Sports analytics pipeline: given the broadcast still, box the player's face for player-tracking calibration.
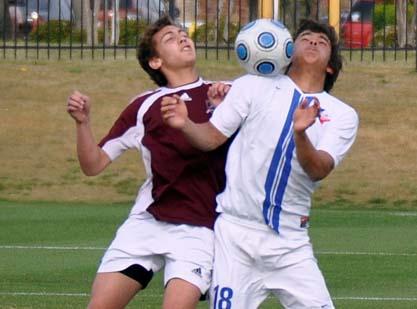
[152,25,196,69]
[293,30,332,70]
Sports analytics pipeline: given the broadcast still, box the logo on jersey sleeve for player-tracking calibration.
[180,92,192,102]
[305,96,331,124]
[191,267,202,278]
[318,107,331,124]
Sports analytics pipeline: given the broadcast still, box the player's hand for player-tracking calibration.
[161,94,188,129]
[207,82,231,107]
[293,97,320,133]
[67,90,91,124]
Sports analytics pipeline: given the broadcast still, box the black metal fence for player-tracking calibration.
[1,0,416,69]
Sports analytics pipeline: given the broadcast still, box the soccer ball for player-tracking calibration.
[235,19,293,76]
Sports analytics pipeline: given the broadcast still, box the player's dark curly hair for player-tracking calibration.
[137,15,176,87]
[294,19,343,92]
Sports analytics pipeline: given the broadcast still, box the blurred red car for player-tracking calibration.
[342,0,375,48]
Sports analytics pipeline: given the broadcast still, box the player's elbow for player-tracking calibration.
[304,166,331,182]
[305,152,334,181]
[79,159,107,176]
[78,150,110,176]
[80,166,101,176]
[309,171,328,182]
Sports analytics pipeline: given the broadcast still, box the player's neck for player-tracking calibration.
[165,67,199,89]
[287,65,325,93]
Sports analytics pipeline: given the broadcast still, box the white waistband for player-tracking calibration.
[219,213,273,232]
[218,211,310,234]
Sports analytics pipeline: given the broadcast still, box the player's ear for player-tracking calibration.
[149,56,162,70]
[326,65,334,75]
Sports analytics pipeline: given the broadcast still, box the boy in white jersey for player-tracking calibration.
[161,19,359,308]
[66,16,230,309]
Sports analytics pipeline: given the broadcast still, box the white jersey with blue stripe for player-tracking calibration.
[210,74,358,239]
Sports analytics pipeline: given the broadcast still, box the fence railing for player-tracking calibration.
[1,0,416,69]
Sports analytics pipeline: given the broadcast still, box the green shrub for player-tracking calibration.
[192,20,239,44]
[98,20,149,46]
[29,20,86,43]
[119,20,148,45]
[222,21,240,44]
[373,3,414,47]
[29,19,149,45]
[374,25,396,47]
[374,4,395,32]
[193,22,217,43]
[374,3,415,32]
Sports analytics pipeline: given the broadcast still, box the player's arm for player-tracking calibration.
[182,119,227,151]
[293,98,334,181]
[294,131,334,181]
[67,91,111,176]
[161,95,228,151]
[75,122,111,176]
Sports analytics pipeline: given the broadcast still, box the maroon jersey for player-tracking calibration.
[98,78,229,229]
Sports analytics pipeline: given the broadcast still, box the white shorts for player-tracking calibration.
[98,212,214,294]
[209,214,334,309]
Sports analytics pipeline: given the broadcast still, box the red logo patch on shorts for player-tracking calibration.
[300,216,310,228]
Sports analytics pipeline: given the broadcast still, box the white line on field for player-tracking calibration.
[0,245,105,250]
[386,211,417,217]
[333,296,417,301]
[1,245,416,257]
[0,292,89,297]
[1,292,417,302]
[316,251,417,257]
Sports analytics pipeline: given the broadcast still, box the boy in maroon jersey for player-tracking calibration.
[66,15,230,309]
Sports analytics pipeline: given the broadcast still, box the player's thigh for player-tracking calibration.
[209,217,269,309]
[163,278,201,309]
[269,258,334,309]
[97,215,165,283]
[163,224,214,295]
[88,272,142,309]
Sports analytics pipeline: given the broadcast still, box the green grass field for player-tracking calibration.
[1,200,417,308]
[1,54,417,308]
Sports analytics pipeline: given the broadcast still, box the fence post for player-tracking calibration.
[274,0,280,20]
[168,0,176,19]
[259,0,273,18]
[329,0,340,37]
[415,0,417,71]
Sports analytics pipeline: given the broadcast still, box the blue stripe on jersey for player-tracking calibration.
[262,89,302,233]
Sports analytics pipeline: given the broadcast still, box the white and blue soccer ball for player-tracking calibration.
[235,19,294,76]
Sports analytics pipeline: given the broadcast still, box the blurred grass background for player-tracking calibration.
[0,56,416,209]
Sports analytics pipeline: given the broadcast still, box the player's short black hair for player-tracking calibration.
[294,19,342,92]
[137,15,176,87]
